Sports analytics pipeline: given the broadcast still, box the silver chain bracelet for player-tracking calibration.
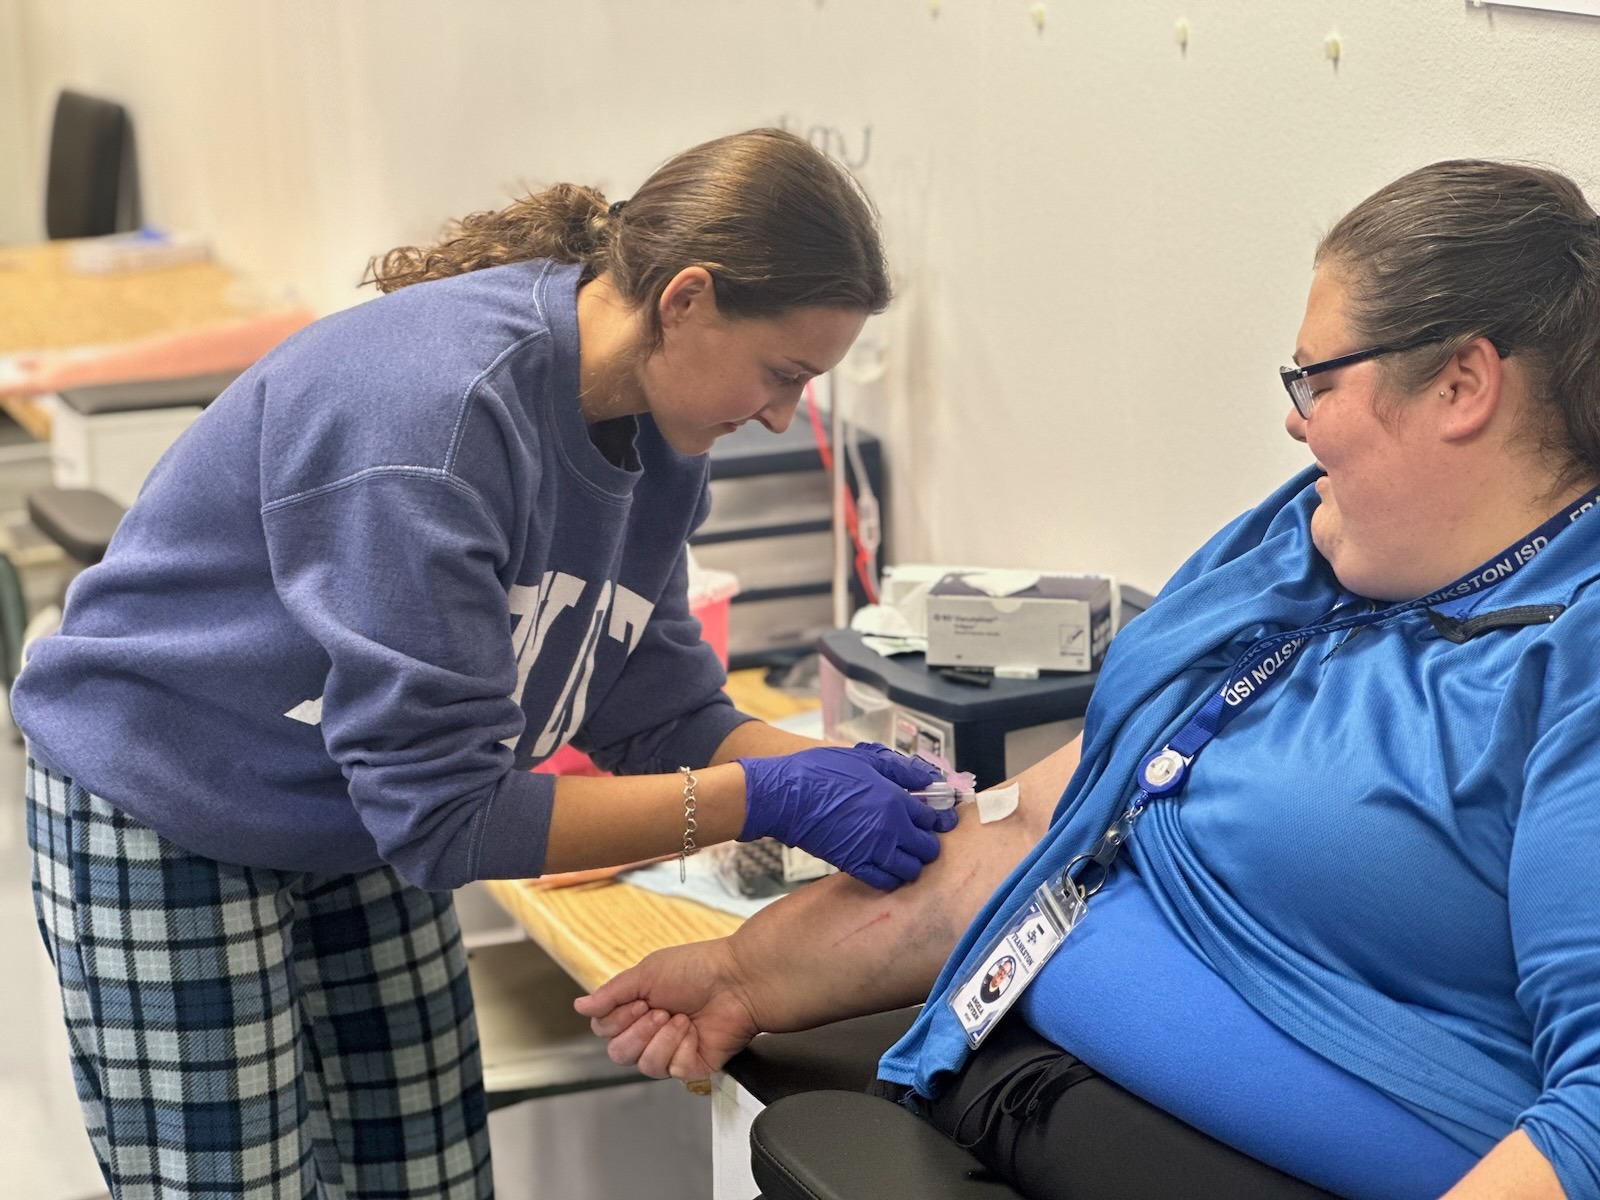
[678,766,699,883]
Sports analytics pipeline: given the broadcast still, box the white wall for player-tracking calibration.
[9,0,1600,593]
[0,0,37,241]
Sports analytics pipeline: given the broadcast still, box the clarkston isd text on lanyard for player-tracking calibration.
[950,487,1600,1049]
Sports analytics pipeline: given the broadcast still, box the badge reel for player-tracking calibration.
[948,748,1187,1050]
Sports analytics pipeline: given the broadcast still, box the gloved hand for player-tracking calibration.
[737,743,959,891]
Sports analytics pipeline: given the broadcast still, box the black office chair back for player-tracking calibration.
[45,89,141,239]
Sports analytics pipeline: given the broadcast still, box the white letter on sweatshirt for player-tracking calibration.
[607,584,653,656]
[503,572,585,748]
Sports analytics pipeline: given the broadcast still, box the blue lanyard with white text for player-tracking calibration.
[1059,487,1600,903]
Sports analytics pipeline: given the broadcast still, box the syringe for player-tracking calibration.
[908,781,976,810]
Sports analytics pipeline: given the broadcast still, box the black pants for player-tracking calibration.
[918,1018,1343,1200]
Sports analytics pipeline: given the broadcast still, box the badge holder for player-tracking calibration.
[948,873,1086,1049]
[947,770,1171,1050]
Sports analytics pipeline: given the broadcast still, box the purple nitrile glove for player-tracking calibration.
[737,742,959,891]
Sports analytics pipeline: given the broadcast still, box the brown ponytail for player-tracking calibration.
[364,128,890,337]
[364,183,613,293]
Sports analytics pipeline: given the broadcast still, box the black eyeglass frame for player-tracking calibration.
[1278,339,1447,420]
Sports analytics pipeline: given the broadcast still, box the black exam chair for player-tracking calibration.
[45,88,141,239]
[751,1091,1022,1200]
[726,1008,1026,1200]
[26,486,125,569]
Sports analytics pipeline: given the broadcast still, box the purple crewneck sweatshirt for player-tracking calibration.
[13,259,750,889]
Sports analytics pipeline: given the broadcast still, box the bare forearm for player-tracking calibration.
[542,719,825,873]
[1440,1130,1563,1200]
[726,737,1081,1033]
[728,855,968,1028]
[543,764,747,873]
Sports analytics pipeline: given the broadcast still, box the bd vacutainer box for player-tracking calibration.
[925,572,1114,673]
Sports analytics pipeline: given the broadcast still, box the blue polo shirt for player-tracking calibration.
[883,469,1600,1200]
[1021,863,1476,1199]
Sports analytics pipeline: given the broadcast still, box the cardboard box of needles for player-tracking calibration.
[925,571,1113,673]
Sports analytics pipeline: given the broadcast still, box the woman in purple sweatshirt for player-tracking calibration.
[15,127,953,1198]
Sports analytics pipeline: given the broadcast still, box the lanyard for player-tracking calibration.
[1060,487,1600,902]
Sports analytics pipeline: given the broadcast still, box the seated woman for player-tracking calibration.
[577,160,1600,1200]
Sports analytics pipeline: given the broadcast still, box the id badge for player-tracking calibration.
[948,878,1086,1049]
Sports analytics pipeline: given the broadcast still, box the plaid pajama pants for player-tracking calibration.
[26,759,495,1199]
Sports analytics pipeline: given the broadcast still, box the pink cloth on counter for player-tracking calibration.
[6,309,315,395]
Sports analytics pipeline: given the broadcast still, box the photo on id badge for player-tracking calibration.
[980,955,1017,1003]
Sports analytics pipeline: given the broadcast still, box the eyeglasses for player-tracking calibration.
[1278,339,1441,420]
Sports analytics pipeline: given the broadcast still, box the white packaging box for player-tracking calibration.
[925,572,1114,673]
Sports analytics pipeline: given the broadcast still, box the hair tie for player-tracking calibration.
[608,199,628,218]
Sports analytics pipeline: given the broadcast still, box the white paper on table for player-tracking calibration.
[852,603,917,638]
[851,601,927,656]
[620,855,779,919]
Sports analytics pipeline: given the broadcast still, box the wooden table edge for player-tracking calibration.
[483,875,744,995]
